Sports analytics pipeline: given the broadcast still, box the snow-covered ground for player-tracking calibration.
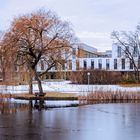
[0,80,140,95]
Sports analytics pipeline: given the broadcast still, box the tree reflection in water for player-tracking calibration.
[0,99,31,114]
[0,99,80,115]
[0,99,47,114]
[34,99,45,111]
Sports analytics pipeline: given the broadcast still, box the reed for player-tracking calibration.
[79,90,140,102]
[0,94,12,98]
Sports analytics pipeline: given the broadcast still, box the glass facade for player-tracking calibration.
[117,46,122,57]
[138,58,140,69]
[83,60,87,69]
[91,60,94,69]
[98,59,102,69]
[106,59,110,70]
[130,60,133,69]
[133,46,138,57]
[114,59,117,69]
[122,59,125,69]
[41,60,44,70]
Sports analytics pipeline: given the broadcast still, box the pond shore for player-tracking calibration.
[0,92,78,100]
[1,81,140,102]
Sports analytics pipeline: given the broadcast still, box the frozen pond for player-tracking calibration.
[0,100,140,140]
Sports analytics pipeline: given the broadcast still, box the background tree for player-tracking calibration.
[112,24,140,81]
[0,32,17,82]
[1,10,76,95]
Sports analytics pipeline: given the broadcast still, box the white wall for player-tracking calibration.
[37,43,140,73]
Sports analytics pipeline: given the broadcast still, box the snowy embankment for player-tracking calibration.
[0,80,140,95]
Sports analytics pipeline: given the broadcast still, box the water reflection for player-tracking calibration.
[0,99,30,114]
[0,99,79,114]
[34,99,45,111]
[0,100,140,140]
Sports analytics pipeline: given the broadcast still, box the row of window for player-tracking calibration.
[83,59,110,70]
[117,46,138,58]
[83,59,140,70]
[40,58,140,71]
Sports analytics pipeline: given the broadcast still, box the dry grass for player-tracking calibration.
[0,81,19,85]
[0,92,78,100]
[45,92,77,98]
[119,83,140,87]
[79,90,140,102]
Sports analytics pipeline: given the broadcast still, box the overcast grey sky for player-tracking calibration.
[0,0,140,51]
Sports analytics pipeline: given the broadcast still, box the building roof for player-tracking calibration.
[78,43,97,53]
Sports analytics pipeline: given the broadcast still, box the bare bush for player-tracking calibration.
[69,69,122,84]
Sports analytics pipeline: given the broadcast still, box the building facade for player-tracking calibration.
[1,42,138,82]
[40,43,139,75]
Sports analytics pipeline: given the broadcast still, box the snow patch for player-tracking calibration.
[0,81,140,95]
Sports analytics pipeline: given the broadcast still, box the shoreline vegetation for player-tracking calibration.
[1,90,140,103]
[119,83,140,87]
[1,82,140,102]
[79,90,140,102]
[0,92,78,100]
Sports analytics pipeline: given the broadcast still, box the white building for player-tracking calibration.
[37,42,140,79]
[73,43,140,72]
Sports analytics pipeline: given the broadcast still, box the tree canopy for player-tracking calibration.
[112,23,140,81]
[1,10,77,95]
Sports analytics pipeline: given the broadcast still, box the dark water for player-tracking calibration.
[0,100,140,140]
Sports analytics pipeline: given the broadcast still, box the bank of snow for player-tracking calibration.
[0,81,140,95]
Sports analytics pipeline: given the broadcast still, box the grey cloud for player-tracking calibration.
[0,0,140,51]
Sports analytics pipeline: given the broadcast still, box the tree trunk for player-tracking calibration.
[29,78,33,94]
[34,71,44,96]
[28,68,33,94]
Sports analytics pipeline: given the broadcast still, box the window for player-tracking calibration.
[83,60,87,69]
[133,46,138,57]
[125,46,129,58]
[122,59,125,69]
[72,48,76,59]
[69,60,72,70]
[91,60,94,69]
[76,60,79,70]
[130,60,133,69]
[41,60,44,70]
[98,59,102,69]
[138,58,140,69]
[114,59,117,69]
[117,46,122,57]
[106,59,110,70]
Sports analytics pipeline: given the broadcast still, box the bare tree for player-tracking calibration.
[0,31,17,82]
[112,24,140,81]
[1,10,77,95]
